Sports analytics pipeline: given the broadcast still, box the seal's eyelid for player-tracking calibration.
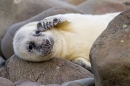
[33,28,42,35]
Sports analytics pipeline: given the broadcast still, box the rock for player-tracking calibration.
[90,9,130,86]
[15,80,40,86]
[0,77,15,86]
[0,0,75,58]
[15,81,41,86]
[62,78,95,86]
[0,54,93,84]
[44,84,61,86]
[62,0,87,5]
[18,82,40,86]
[110,0,130,9]
[15,78,94,86]
[77,0,126,14]
[14,78,95,86]
[0,56,5,68]
[1,6,82,60]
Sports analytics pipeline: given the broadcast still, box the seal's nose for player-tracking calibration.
[45,38,54,46]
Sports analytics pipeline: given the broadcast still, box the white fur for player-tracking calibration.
[13,12,120,69]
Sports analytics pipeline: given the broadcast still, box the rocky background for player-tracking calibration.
[0,0,130,86]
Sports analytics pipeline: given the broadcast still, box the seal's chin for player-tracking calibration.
[40,38,54,56]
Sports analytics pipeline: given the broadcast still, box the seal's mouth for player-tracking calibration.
[40,38,54,56]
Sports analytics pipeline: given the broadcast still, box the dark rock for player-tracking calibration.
[0,77,15,86]
[0,55,93,84]
[77,0,126,14]
[1,6,82,59]
[90,9,130,86]
[0,56,5,68]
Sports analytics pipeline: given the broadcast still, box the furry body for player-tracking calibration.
[13,13,120,70]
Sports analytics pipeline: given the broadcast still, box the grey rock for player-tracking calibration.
[15,80,38,85]
[62,78,95,86]
[0,77,15,86]
[77,0,126,14]
[41,78,94,86]
[0,55,93,84]
[16,82,41,86]
[90,9,130,86]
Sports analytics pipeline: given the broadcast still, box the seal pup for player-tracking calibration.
[13,13,120,70]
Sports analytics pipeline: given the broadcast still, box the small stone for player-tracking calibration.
[120,40,125,42]
[0,77,15,86]
[123,24,127,28]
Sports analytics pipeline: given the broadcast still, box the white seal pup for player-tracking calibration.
[13,12,120,70]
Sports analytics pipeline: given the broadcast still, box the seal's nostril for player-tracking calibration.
[46,39,50,44]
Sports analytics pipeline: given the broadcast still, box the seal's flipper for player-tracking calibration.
[72,57,91,70]
[37,16,68,31]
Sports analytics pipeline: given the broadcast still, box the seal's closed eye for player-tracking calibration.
[33,30,41,36]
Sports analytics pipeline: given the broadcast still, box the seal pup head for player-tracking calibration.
[13,22,54,62]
